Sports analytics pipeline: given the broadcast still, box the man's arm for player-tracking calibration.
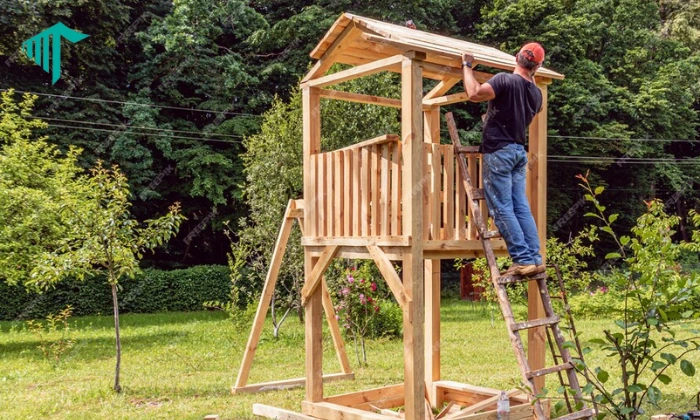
[461,52,495,103]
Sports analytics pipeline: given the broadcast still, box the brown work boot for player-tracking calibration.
[501,263,539,277]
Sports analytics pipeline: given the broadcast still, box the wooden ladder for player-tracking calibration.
[445,112,595,420]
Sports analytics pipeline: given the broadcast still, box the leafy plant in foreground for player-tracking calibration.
[25,305,75,368]
[567,173,700,420]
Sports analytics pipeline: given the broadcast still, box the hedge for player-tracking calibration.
[0,265,231,321]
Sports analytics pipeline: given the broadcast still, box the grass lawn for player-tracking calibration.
[1,299,699,419]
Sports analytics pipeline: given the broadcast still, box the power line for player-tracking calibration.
[1,88,262,118]
[40,123,243,144]
[549,160,699,165]
[549,135,700,143]
[32,116,244,139]
[549,155,699,162]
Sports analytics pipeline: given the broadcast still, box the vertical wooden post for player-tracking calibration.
[527,80,549,392]
[401,53,425,420]
[303,86,323,402]
[423,107,441,406]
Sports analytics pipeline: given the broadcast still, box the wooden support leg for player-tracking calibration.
[235,201,296,389]
[321,277,352,374]
[401,52,426,420]
[527,82,549,392]
[425,259,441,407]
[305,254,324,402]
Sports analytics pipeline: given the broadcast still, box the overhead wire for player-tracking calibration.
[32,116,244,139]
[0,88,262,117]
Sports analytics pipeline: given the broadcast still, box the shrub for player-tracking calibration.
[0,265,230,320]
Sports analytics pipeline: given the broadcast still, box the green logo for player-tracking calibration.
[22,22,89,84]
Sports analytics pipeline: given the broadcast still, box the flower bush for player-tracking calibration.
[335,262,384,365]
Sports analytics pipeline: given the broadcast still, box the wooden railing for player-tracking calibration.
[423,143,486,243]
[307,135,403,239]
[306,134,491,244]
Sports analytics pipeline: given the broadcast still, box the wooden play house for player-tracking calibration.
[241,12,568,420]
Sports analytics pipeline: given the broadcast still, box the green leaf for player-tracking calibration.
[650,361,665,371]
[605,252,621,260]
[595,186,604,195]
[608,213,618,223]
[620,235,630,245]
[647,317,658,326]
[596,368,609,383]
[680,360,695,376]
[657,374,672,385]
[620,407,635,415]
[661,353,677,365]
[627,384,644,393]
[647,386,661,405]
[589,338,606,345]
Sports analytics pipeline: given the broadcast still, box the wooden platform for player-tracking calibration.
[253,381,549,420]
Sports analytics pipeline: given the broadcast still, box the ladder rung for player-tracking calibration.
[482,230,501,239]
[511,316,560,332]
[456,145,480,154]
[527,362,573,378]
[498,271,547,284]
[470,188,485,200]
[555,408,596,420]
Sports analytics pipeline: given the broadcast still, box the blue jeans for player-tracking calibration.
[482,143,542,265]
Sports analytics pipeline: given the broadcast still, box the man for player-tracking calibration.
[460,42,546,277]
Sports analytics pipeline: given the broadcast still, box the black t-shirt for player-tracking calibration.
[481,73,542,154]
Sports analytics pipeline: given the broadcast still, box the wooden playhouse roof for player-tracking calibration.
[308,13,564,81]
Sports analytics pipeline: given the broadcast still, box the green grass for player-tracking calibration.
[0,300,698,419]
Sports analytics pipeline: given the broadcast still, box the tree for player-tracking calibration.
[0,90,84,286]
[29,163,184,392]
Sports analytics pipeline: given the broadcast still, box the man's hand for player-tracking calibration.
[462,52,474,65]
[461,51,495,102]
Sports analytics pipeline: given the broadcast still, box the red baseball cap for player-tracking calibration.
[519,42,545,64]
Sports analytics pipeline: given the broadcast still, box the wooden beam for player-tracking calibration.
[444,401,535,420]
[254,404,317,420]
[301,236,409,247]
[423,91,469,107]
[324,384,404,407]
[302,402,397,420]
[305,254,323,402]
[303,24,360,83]
[319,89,401,108]
[337,134,400,151]
[301,245,339,306]
[321,277,352,374]
[424,78,459,100]
[443,389,522,418]
[234,200,297,388]
[233,373,354,394]
[423,106,441,407]
[527,82,548,392]
[302,54,404,89]
[401,53,426,420]
[366,245,410,308]
[420,61,493,84]
[302,87,320,238]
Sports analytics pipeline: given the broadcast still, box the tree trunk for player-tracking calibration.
[111,282,122,393]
